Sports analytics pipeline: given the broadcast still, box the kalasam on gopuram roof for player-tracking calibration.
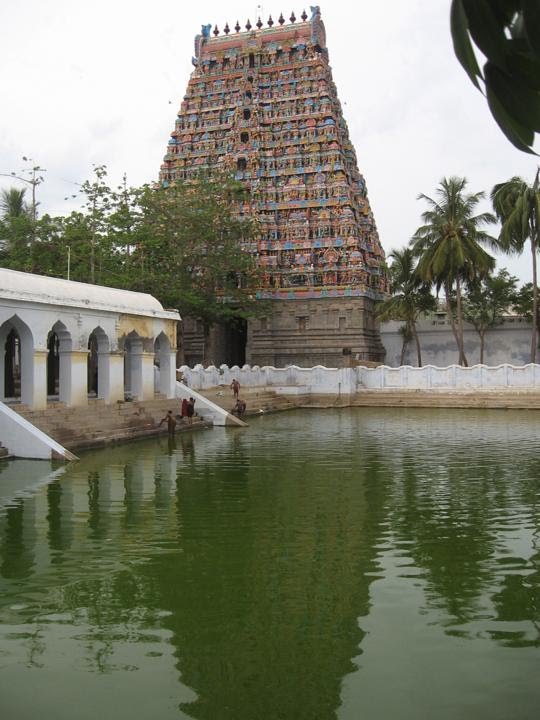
[160,8,388,367]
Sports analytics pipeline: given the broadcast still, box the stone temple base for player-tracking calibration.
[247,297,385,368]
[180,297,385,369]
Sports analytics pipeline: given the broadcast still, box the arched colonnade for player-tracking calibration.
[0,270,180,410]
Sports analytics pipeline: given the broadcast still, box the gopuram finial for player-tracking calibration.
[256,17,263,29]
[224,22,230,34]
[301,9,308,21]
[290,11,296,23]
[213,24,219,36]
[246,18,252,31]
[268,15,274,26]
[235,20,241,32]
[278,13,285,25]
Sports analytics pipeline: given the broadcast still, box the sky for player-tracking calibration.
[0,0,538,282]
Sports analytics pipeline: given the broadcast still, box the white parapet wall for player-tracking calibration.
[0,401,78,460]
[179,364,357,395]
[356,363,540,390]
[178,363,540,394]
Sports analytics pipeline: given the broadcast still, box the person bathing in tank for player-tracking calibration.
[232,398,246,417]
[159,410,177,435]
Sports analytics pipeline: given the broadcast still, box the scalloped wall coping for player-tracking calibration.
[177,363,540,394]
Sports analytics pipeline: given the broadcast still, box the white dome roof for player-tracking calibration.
[0,268,179,319]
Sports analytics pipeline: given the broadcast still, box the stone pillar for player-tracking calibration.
[101,351,125,404]
[158,350,177,398]
[22,349,48,410]
[58,350,88,407]
[130,351,155,401]
[141,352,155,400]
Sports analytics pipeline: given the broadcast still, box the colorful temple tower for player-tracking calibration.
[160,8,387,367]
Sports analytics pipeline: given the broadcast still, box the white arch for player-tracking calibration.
[47,320,76,403]
[88,326,111,400]
[0,315,35,405]
[87,326,110,353]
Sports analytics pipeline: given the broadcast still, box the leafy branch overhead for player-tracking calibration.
[451,0,540,154]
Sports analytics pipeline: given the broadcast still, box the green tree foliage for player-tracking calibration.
[128,175,263,336]
[451,0,540,154]
[463,269,519,363]
[491,170,540,361]
[0,186,34,270]
[512,281,539,321]
[376,247,436,366]
[1,169,263,344]
[411,176,497,366]
[74,165,117,285]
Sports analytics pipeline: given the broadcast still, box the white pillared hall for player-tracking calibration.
[0,268,180,410]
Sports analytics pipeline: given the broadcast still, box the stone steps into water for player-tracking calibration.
[201,386,540,412]
[12,396,207,451]
[334,390,540,409]
[198,387,305,415]
[9,387,539,455]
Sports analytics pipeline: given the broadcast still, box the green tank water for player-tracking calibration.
[0,407,539,719]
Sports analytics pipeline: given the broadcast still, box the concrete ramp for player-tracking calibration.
[0,401,78,461]
[175,383,247,427]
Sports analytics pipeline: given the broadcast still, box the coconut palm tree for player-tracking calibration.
[0,187,28,219]
[376,247,436,366]
[411,177,497,366]
[491,170,540,363]
[0,187,32,265]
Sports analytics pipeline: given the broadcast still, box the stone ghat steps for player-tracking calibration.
[200,387,540,412]
[13,397,205,451]
[197,387,305,415]
[345,390,540,409]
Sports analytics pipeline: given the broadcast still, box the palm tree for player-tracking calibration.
[0,187,28,219]
[491,170,539,363]
[411,177,496,366]
[376,247,436,366]
[0,187,32,265]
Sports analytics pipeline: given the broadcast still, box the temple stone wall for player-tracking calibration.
[180,296,384,369]
[180,317,247,368]
[247,297,384,367]
[381,316,533,367]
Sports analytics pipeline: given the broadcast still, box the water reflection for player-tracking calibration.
[0,408,539,719]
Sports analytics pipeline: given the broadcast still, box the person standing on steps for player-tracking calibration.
[186,397,196,424]
[180,397,189,421]
[159,410,177,435]
[230,378,240,400]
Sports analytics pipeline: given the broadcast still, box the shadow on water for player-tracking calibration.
[0,408,539,719]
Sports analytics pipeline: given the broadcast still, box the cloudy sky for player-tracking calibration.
[1,0,537,282]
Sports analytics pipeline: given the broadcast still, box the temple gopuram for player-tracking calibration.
[160,7,388,367]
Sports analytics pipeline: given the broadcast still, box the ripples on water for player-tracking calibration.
[0,408,539,720]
